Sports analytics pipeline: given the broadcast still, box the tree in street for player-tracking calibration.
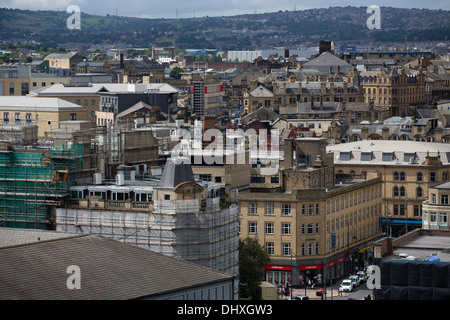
[239,238,270,300]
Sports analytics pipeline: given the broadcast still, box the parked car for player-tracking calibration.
[340,279,353,292]
[357,271,368,283]
[349,275,361,287]
[289,295,310,300]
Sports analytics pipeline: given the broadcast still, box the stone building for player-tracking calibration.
[327,140,450,236]
[239,138,383,286]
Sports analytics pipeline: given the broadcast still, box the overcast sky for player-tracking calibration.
[2,0,450,18]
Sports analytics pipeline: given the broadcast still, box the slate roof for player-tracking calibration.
[241,106,283,125]
[158,157,196,188]
[249,85,274,98]
[0,232,232,300]
[302,52,351,68]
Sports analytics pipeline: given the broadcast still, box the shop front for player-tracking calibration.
[264,265,292,286]
[299,264,322,287]
[299,256,347,287]
[325,256,346,282]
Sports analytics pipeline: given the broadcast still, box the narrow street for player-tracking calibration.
[279,281,375,300]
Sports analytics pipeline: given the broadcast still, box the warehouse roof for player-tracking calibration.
[0,232,232,300]
[0,96,84,112]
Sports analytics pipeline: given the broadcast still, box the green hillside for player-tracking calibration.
[1,6,449,49]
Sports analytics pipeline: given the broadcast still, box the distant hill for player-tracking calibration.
[0,6,449,49]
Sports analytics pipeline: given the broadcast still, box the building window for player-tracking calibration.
[400,186,406,197]
[430,172,436,182]
[417,187,423,198]
[441,195,449,205]
[440,213,447,227]
[265,223,274,234]
[315,223,320,234]
[9,83,14,95]
[265,203,274,215]
[26,113,32,125]
[361,152,372,161]
[308,243,313,255]
[431,194,436,204]
[394,172,399,181]
[430,212,437,225]
[393,186,399,197]
[281,223,291,235]
[199,174,211,182]
[404,153,415,162]
[70,113,77,121]
[413,205,422,217]
[251,174,265,183]
[21,83,29,96]
[3,112,9,125]
[248,203,257,215]
[307,223,314,234]
[382,152,394,161]
[417,172,423,182]
[316,243,320,255]
[266,242,274,255]
[248,222,257,234]
[282,243,291,256]
[400,172,405,181]
[340,152,351,161]
[15,113,20,125]
[281,204,291,216]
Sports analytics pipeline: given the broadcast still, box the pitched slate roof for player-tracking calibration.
[249,85,274,98]
[159,157,196,188]
[303,52,351,68]
[0,233,232,300]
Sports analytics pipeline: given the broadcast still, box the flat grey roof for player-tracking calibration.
[387,234,450,262]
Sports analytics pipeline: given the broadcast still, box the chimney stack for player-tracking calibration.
[284,138,294,169]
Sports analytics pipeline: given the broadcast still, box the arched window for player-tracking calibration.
[400,186,406,197]
[393,186,399,197]
[417,172,423,182]
[400,172,405,181]
[417,187,422,198]
[393,172,399,181]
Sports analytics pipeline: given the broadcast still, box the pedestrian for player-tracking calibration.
[338,286,343,297]
[308,279,311,289]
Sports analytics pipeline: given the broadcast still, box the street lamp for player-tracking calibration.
[290,249,296,300]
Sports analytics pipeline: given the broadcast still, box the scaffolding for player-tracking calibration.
[0,144,83,230]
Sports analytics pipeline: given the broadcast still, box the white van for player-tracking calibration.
[340,279,353,292]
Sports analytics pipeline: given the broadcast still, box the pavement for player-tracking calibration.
[277,282,351,300]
